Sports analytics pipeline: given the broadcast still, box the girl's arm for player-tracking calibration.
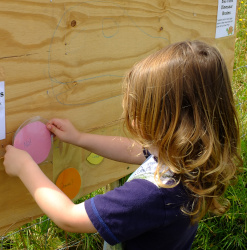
[47,118,145,165]
[3,145,96,233]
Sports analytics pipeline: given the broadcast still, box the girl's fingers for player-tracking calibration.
[47,123,60,136]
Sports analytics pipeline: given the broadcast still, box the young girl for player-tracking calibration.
[4,40,242,250]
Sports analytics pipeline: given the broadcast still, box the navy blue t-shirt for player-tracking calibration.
[85,156,198,249]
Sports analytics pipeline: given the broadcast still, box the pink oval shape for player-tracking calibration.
[14,121,52,164]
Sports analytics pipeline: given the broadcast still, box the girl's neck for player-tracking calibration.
[149,147,159,158]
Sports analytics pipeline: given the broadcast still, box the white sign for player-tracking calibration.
[215,0,238,39]
[0,81,5,140]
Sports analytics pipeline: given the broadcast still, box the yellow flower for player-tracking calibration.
[239,19,243,21]
[243,25,246,28]
[241,1,243,3]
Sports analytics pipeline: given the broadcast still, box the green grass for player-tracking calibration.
[233,1,247,139]
[1,1,247,249]
[191,169,247,249]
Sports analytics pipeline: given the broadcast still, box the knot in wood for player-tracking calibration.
[71,20,77,27]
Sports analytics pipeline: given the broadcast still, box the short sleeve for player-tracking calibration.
[84,179,166,245]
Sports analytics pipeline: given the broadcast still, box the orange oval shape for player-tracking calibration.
[56,168,81,200]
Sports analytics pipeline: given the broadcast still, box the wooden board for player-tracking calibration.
[0,0,238,235]
[0,162,53,235]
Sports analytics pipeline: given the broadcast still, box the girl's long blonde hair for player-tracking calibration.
[122,40,243,223]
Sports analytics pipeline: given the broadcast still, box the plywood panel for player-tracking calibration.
[0,162,53,235]
[0,0,238,235]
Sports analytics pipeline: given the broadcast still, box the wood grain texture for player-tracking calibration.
[0,162,53,235]
[0,0,238,235]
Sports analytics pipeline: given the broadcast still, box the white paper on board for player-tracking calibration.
[0,81,5,140]
[215,0,238,39]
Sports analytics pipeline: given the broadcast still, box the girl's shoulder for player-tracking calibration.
[127,154,190,206]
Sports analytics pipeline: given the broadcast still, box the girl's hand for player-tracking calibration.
[3,145,35,177]
[46,118,81,145]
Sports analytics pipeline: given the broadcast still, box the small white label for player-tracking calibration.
[215,0,237,39]
[0,81,6,140]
